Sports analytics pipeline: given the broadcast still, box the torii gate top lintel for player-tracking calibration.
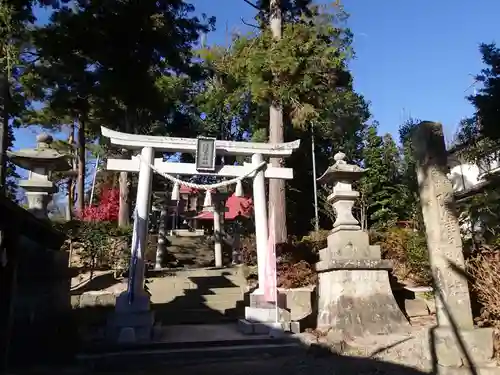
[101,126,300,156]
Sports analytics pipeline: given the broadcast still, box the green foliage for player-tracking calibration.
[359,124,404,229]
[372,228,431,286]
[20,1,215,138]
[240,230,323,288]
[397,117,423,228]
[465,43,500,142]
[197,6,369,235]
[250,0,314,28]
[456,185,500,246]
[53,220,132,271]
[0,1,30,199]
[200,7,353,130]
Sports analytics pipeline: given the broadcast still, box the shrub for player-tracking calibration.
[239,230,327,288]
[240,234,257,266]
[372,227,432,286]
[77,187,119,222]
[467,245,500,327]
[278,260,317,289]
[54,220,132,273]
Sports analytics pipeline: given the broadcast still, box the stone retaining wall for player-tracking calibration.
[9,236,72,367]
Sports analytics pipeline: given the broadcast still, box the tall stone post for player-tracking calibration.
[413,121,473,328]
[413,121,495,370]
[213,203,223,268]
[251,153,269,295]
[110,146,155,343]
[238,153,291,335]
[315,152,409,337]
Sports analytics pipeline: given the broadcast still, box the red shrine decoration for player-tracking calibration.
[194,193,253,220]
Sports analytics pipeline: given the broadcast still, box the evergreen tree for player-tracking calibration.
[359,124,403,229]
[197,5,368,236]
[20,0,214,220]
[466,43,500,142]
[398,117,422,227]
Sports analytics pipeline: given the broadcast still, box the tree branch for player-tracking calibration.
[240,17,260,30]
[242,0,260,11]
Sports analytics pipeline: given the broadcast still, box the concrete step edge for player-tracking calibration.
[79,336,297,355]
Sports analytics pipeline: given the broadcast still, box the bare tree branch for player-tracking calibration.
[242,0,260,11]
[240,17,260,29]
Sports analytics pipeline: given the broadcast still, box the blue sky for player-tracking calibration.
[14,0,500,152]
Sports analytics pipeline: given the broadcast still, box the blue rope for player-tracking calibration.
[127,207,140,305]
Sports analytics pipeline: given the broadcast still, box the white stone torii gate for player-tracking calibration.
[101,127,300,303]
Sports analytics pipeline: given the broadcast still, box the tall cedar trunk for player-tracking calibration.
[118,168,130,227]
[268,0,287,243]
[65,123,75,220]
[118,114,132,227]
[76,118,86,214]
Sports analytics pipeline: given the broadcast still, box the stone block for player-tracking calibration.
[249,293,287,309]
[431,327,494,368]
[117,327,136,344]
[71,295,81,308]
[268,322,286,338]
[324,230,380,260]
[405,298,430,317]
[237,319,254,334]
[245,306,291,322]
[289,321,301,334]
[317,270,409,336]
[96,293,116,306]
[79,293,100,308]
[426,299,437,315]
[108,310,155,328]
[106,310,155,342]
[237,319,291,335]
[316,258,392,273]
[280,288,314,321]
[437,366,500,375]
[115,290,150,313]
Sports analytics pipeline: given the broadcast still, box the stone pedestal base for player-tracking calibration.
[238,293,299,335]
[431,326,495,369]
[249,292,287,309]
[106,291,155,343]
[316,260,409,337]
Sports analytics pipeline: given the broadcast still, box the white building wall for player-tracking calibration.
[448,162,481,194]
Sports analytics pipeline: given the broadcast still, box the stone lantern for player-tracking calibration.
[7,133,72,219]
[317,151,366,232]
[315,151,409,337]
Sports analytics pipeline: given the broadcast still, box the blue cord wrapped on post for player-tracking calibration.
[127,207,140,305]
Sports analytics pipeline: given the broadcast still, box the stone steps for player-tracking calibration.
[77,337,302,371]
[147,267,248,325]
[154,296,244,308]
[154,308,242,325]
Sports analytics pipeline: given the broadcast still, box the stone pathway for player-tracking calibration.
[11,316,500,375]
[165,235,217,267]
[154,323,269,343]
[11,354,431,375]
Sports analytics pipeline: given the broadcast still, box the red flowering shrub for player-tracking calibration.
[78,187,119,222]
